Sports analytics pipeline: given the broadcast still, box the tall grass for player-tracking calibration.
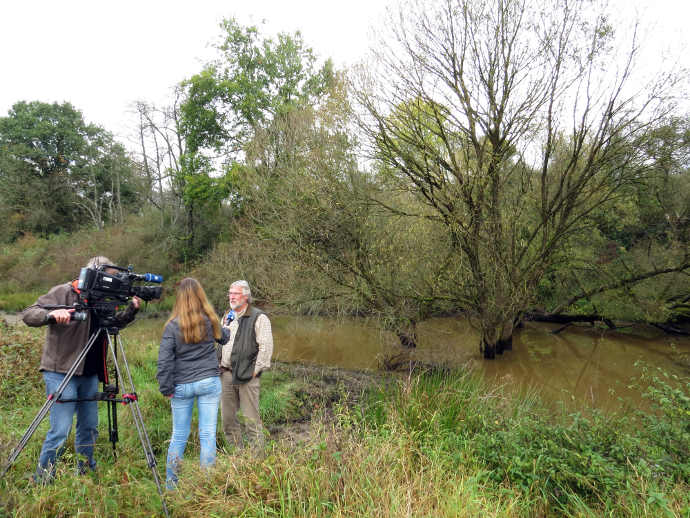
[0,319,687,517]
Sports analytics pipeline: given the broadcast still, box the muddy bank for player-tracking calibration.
[264,361,389,444]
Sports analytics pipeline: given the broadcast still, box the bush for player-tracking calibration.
[358,367,689,515]
[637,366,690,482]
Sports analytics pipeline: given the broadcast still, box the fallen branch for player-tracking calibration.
[650,322,690,336]
[552,262,690,314]
[525,310,690,336]
[525,311,616,329]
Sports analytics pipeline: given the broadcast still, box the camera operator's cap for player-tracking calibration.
[86,256,113,268]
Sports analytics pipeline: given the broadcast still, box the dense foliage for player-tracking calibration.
[0,101,141,241]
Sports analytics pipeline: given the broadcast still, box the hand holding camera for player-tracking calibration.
[47,308,74,324]
[41,264,162,327]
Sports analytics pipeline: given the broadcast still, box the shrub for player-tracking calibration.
[358,367,689,515]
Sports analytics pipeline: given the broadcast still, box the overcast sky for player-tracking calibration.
[0,0,688,149]
[0,0,388,142]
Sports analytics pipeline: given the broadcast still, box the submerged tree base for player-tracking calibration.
[481,335,513,359]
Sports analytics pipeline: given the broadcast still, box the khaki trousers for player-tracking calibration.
[220,370,264,450]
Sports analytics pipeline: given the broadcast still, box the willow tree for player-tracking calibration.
[234,76,448,348]
[354,0,685,357]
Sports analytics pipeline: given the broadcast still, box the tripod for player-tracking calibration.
[1,322,170,518]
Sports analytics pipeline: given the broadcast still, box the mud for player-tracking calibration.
[265,361,387,444]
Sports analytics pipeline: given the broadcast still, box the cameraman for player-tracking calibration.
[22,256,141,483]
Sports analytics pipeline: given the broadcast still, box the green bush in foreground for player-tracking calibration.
[357,369,689,517]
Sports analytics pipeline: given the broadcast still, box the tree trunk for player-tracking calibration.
[498,320,513,352]
[394,319,418,348]
[481,335,496,359]
[396,330,417,348]
[481,319,515,359]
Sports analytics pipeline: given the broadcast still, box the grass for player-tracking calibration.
[0,319,688,517]
[0,291,44,312]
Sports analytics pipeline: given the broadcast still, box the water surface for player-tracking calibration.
[272,314,690,411]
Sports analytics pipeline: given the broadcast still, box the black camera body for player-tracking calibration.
[76,264,164,324]
[40,264,164,327]
[78,264,163,303]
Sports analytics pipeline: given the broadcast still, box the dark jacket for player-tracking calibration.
[22,282,138,377]
[157,317,230,396]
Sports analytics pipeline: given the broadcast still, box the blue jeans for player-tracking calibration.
[166,376,221,488]
[36,371,99,481]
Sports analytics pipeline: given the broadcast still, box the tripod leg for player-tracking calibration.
[106,333,170,518]
[106,398,118,457]
[1,329,105,479]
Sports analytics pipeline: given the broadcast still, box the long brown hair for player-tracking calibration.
[166,278,221,343]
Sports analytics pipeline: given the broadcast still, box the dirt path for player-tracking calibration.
[0,311,21,324]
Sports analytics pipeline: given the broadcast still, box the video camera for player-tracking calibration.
[78,264,163,303]
[40,264,164,326]
[72,264,164,323]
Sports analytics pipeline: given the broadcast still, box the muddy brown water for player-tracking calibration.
[3,311,688,411]
[271,315,690,411]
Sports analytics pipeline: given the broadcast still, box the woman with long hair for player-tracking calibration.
[156,278,228,489]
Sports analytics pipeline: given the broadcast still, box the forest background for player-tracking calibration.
[0,0,689,359]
